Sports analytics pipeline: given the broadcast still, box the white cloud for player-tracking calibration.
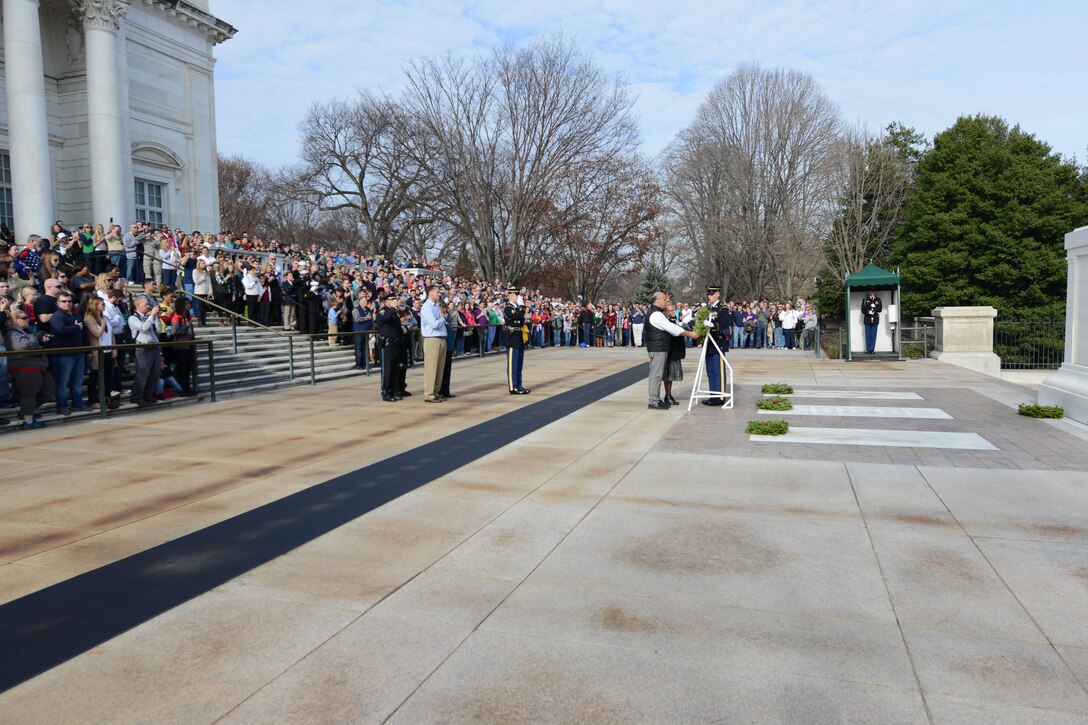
[210,0,1088,166]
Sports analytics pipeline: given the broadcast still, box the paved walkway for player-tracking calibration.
[1,348,1087,723]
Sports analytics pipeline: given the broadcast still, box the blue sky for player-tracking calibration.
[211,0,1087,167]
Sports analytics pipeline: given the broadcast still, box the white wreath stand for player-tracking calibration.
[687,335,734,412]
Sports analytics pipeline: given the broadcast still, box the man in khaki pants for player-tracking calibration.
[419,285,448,402]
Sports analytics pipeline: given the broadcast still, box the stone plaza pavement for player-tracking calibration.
[1,347,1087,723]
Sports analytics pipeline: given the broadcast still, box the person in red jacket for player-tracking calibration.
[605,305,617,347]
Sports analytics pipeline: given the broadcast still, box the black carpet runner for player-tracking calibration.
[0,363,645,693]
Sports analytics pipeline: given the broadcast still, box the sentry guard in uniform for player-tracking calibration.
[503,286,530,395]
[702,286,729,406]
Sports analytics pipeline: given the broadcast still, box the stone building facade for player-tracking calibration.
[0,0,235,241]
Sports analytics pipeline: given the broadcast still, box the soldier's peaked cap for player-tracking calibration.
[506,286,519,294]
[706,286,721,296]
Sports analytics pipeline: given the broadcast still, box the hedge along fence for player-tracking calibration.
[994,318,1064,370]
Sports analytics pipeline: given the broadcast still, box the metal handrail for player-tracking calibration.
[0,338,213,357]
[0,338,217,418]
[295,324,508,384]
[899,324,935,359]
[175,289,508,385]
[176,291,292,336]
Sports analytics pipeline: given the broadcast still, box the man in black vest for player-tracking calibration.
[645,291,698,409]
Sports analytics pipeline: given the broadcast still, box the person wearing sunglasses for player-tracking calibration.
[50,293,87,415]
[4,310,54,429]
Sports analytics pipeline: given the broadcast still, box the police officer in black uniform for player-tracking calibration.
[503,287,530,395]
[703,286,730,406]
[376,293,406,401]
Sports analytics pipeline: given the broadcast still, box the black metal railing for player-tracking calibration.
[900,320,935,359]
[0,338,218,419]
[994,318,1065,370]
[178,291,508,384]
[815,322,845,359]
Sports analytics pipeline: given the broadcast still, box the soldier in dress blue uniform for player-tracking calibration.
[503,287,530,395]
[703,286,730,406]
[862,292,882,354]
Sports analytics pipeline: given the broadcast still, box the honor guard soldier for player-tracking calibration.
[503,286,530,395]
[862,291,882,354]
[703,286,729,406]
[376,293,406,401]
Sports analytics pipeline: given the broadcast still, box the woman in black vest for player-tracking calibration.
[663,302,686,406]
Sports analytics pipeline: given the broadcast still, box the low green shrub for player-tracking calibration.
[761,383,794,395]
[756,396,793,411]
[900,342,926,359]
[746,419,790,436]
[1018,403,1064,419]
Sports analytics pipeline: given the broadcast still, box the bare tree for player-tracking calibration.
[661,128,740,295]
[824,127,913,283]
[663,64,843,300]
[299,91,432,257]
[405,35,639,284]
[218,153,271,235]
[545,156,662,301]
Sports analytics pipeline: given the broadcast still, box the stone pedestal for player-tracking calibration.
[1038,226,1088,423]
[930,306,1001,377]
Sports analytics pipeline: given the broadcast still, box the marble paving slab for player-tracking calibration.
[759,405,952,420]
[771,390,924,400]
[750,427,998,451]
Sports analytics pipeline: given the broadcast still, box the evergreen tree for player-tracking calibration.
[636,263,670,304]
[884,121,929,166]
[893,115,1088,318]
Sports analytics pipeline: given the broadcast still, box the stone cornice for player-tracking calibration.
[73,0,131,32]
[140,0,237,45]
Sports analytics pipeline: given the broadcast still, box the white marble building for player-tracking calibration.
[0,0,235,241]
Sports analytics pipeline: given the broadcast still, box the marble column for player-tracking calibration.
[76,0,130,227]
[2,0,55,242]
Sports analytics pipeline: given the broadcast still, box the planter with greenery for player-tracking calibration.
[1017,403,1064,419]
[756,396,793,411]
[746,419,790,435]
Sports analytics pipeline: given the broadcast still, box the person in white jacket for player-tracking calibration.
[780,303,800,350]
[192,259,212,326]
[242,267,265,325]
[159,242,181,290]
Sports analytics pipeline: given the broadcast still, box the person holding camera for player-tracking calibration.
[129,295,162,407]
[351,291,374,369]
[376,293,405,402]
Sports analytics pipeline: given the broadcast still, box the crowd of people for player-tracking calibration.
[0,217,818,429]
